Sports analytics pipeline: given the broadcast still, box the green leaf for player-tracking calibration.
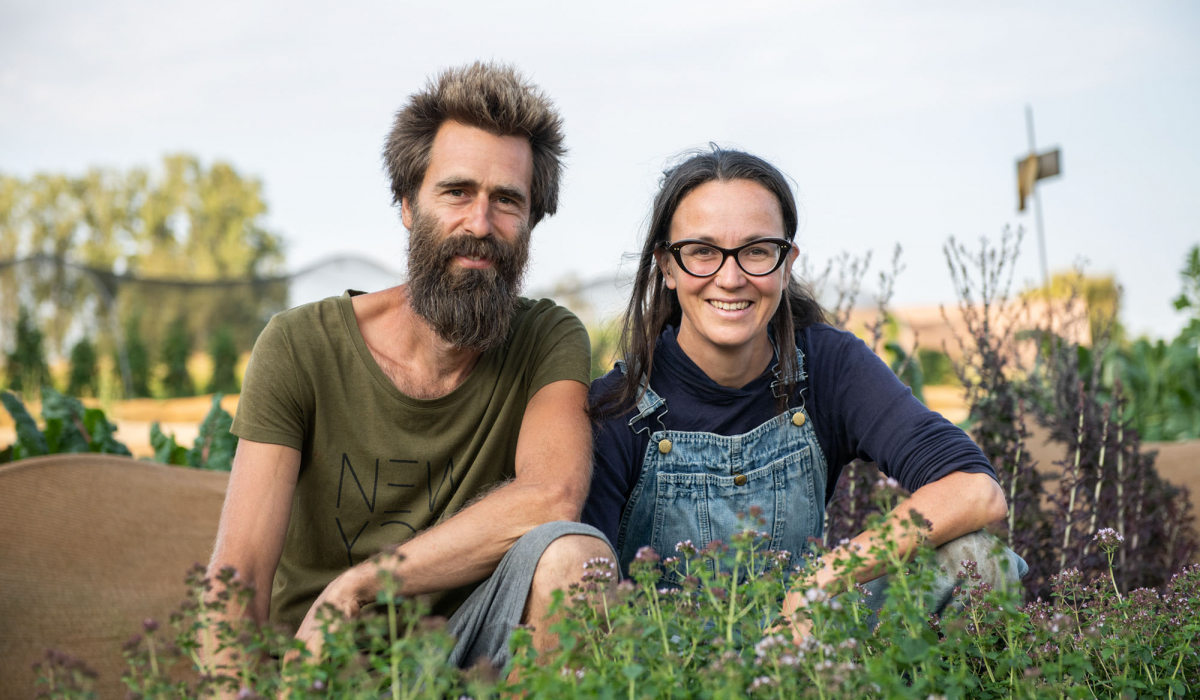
[39,387,90,453]
[150,422,189,466]
[187,393,238,471]
[0,391,48,459]
[82,407,132,456]
[898,636,930,663]
[621,663,645,681]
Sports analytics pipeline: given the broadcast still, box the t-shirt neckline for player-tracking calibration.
[337,289,498,409]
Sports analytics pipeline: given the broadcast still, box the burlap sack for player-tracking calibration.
[0,454,227,700]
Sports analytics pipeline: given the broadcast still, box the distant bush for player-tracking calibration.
[207,326,240,394]
[4,306,50,396]
[66,337,98,398]
[918,347,957,386]
[160,316,194,397]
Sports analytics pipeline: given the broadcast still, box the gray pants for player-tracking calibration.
[857,530,1028,629]
[445,521,614,669]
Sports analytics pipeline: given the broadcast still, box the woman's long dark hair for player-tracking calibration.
[592,146,827,421]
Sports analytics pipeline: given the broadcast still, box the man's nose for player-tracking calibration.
[463,196,492,238]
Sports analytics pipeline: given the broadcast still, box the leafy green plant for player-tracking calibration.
[121,312,152,398]
[207,326,240,394]
[4,305,51,396]
[151,393,238,471]
[0,389,235,469]
[67,336,99,398]
[0,387,132,461]
[161,316,194,398]
[34,495,1200,700]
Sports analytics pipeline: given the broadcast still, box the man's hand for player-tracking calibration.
[289,557,391,661]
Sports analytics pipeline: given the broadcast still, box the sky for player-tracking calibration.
[2,0,1198,339]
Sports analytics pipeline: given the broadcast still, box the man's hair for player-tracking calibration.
[383,62,566,228]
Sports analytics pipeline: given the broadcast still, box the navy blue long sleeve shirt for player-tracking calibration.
[581,323,996,546]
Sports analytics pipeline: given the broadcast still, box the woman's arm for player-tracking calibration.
[779,470,1007,639]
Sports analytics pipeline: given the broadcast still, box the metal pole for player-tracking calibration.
[1026,105,1050,296]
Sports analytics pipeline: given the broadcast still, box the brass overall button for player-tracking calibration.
[658,439,673,454]
[733,473,747,486]
[792,411,807,427]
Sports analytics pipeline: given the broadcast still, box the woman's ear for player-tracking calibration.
[655,249,678,290]
[782,244,800,279]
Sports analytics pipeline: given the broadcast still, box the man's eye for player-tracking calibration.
[448,189,466,197]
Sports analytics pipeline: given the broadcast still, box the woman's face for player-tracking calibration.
[658,179,797,356]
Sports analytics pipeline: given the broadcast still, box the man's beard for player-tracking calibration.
[405,207,531,352]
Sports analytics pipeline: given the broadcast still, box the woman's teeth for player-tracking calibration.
[709,300,749,311]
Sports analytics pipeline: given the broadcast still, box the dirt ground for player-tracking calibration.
[1,389,1196,503]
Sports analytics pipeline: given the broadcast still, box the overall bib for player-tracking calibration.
[614,348,828,583]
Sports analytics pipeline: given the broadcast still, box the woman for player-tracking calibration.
[583,146,1024,632]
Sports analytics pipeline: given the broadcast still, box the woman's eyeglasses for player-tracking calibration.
[663,238,792,278]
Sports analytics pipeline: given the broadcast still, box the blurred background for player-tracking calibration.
[1,0,1198,447]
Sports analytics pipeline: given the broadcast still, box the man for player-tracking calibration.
[207,62,614,670]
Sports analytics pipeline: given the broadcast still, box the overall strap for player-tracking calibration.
[768,341,809,403]
[615,359,669,435]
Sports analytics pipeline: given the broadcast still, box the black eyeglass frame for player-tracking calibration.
[662,237,794,278]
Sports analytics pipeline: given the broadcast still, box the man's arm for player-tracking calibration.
[294,378,591,631]
[203,440,300,649]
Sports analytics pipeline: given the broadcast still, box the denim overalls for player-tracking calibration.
[613,348,829,582]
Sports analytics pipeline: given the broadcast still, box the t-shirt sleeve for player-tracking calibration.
[525,303,592,396]
[230,314,311,450]
[810,326,996,492]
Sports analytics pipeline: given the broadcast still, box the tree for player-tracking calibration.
[161,317,193,398]
[4,307,51,396]
[1,155,287,373]
[207,326,240,394]
[67,337,98,397]
[122,313,151,398]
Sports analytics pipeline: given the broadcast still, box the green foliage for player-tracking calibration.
[4,306,51,396]
[206,326,240,394]
[1,156,286,356]
[160,317,194,398]
[0,390,234,469]
[588,322,620,381]
[67,336,99,397]
[185,393,238,470]
[1172,244,1200,318]
[122,312,151,398]
[0,387,131,463]
[149,422,189,466]
[34,503,1200,700]
[885,341,925,404]
[0,391,48,460]
[918,348,957,386]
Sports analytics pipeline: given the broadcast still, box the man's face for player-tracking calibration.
[403,121,535,351]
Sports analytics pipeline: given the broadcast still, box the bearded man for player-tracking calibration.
[207,62,614,670]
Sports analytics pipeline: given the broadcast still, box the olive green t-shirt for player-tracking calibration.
[230,291,591,632]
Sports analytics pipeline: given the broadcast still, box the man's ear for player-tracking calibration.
[655,249,677,290]
[400,196,414,230]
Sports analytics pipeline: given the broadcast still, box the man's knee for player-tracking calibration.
[530,532,615,597]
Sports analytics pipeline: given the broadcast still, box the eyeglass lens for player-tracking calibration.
[678,241,783,276]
